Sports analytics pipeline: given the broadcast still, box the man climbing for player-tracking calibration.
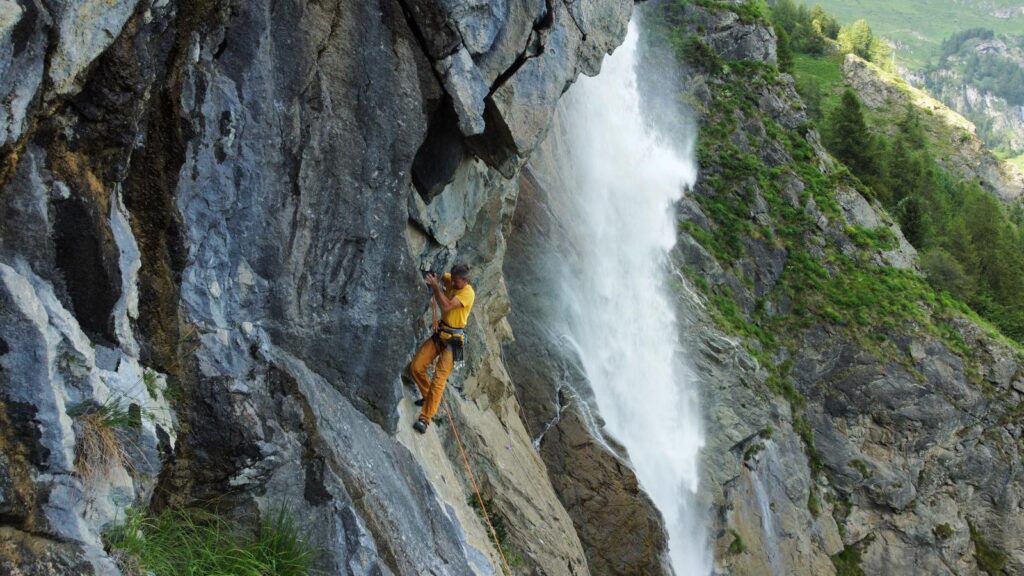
[409,264,475,434]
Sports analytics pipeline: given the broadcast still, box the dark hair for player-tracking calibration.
[451,263,471,279]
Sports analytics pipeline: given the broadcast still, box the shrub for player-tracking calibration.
[727,529,746,554]
[832,542,866,576]
[807,490,821,517]
[933,523,954,541]
[467,495,524,568]
[920,248,972,298]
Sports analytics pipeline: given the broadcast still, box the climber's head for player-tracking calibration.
[451,264,471,290]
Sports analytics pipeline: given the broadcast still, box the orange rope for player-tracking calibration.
[442,400,514,576]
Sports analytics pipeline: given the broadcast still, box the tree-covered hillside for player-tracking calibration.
[771,2,1024,342]
[922,28,1024,159]
[807,0,1024,68]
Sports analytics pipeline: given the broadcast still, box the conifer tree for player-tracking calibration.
[826,89,877,178]
[838,19,874,59]
[776,27,794,73]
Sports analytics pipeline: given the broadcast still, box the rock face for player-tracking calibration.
[4,0,1023,575]
[920,32,1024,160]
[0,0,641,574]
[658,3,1024,575]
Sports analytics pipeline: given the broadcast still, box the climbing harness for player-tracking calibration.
[434,321,467,365]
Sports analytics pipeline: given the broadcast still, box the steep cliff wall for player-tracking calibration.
[920,31,1024,160]
[645,2,1024,575]
[0,1,640,574]
[6,1,1023,575]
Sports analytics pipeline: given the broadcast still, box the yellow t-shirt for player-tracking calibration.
[441,272,475,329]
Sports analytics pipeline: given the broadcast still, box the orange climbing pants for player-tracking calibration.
[409,336,454,422]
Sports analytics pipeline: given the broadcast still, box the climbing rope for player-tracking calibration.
[442,400,515,576]
[429,288,514,576]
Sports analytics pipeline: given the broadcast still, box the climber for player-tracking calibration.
[408,263,475,434]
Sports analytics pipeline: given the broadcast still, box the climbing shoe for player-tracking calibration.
[413,419,428,434]
[414,398,424,407]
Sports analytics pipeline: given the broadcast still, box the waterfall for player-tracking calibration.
[753,442,786,576]
[557,20,710,574]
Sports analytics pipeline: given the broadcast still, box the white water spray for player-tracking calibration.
[558,21,710,574]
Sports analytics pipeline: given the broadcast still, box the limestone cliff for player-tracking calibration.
[918,30,1024,162]
[4,0,1024,575]
[0,0,639,574]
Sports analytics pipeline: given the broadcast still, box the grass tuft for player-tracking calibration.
[969,522,1008,575]
[466,495,524,568]
[105,506,315,576]
[70,399,138,482]
[142,369,159,399]
[727,529,747,554]
[933,523,954,541]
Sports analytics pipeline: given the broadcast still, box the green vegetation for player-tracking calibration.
[692,0,770,24]
[935,29,1024,106]
[824,90,879,179]
[808,0,1024,69]
[849,458,872,480]
[819,89,1024,342]
[923,28,1024,156]
[807,490,821,517]
[105,507,315,576]
[933,523,954,540]
[142,369,159,399]
[776,27,794,73]
[775,3,1024,345]
[466,495,524,568]
[69,399,139,482]
[646,2,1024,498]
[743,442,766,461]
[770,0,892,70]
[837,19,892,66]
[831,540,868,576]
[969,522,1008,575]
[793,53,844,117]
[727,529,747,554]
[68,399,140,432]
[770,1,837,54]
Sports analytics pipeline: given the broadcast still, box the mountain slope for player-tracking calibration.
[809,0,1024,69]
[646,1,1024,574]
[922,28,1024,159]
